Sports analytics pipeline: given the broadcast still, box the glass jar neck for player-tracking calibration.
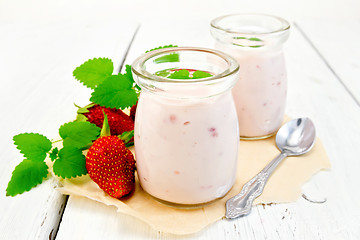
[210,14,290,49]
[131,47,239,99]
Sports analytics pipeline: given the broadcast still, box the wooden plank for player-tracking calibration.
[54,18,360,239]
[294,19,360,105]
[0,22,138,239]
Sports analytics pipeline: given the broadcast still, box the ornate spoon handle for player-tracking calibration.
[225,152,288,219]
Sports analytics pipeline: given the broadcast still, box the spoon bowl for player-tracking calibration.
[276,118,316,156]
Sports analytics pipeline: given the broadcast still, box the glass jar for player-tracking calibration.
[210,14,290,140]
[131,47,239,206]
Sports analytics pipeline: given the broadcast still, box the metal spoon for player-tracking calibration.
[225,117,316,219]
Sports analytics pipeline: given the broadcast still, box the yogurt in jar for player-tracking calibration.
[131,47,240,205]
[230,50,287,137]
[211,14,290,139]
[134,90,239,204]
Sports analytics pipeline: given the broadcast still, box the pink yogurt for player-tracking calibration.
[211,14,290,139]
[134,91,239,204]
[131,47,240,205]
[230,50,287,138]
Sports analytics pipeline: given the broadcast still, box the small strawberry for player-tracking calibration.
[129,102,137,121]
[86,136,135,198]
[76,103,134,136]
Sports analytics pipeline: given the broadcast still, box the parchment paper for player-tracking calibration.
[55,133,330,235]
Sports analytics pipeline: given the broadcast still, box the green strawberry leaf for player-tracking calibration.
[233,37,247,39]
[105,75,133,89]
[233,36,263,42]
[100,111,111,137]
[73,58,114,89]
[168,69,190,79]
[192,70,212,79]
[155,69,172,77]
[6,159,49,196]
[233,36,264,48]
[124,65,134,85]
[53,147,87,178]
[123,64,141,91]
[49,147,59,161]
[13,133,52,162]
[248,37,262,42]
[90,75,138,109]
[154,53,180,64]
[59,122,100,149]
[145,45,179,64]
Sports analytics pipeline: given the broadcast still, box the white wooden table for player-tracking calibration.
[1,10,360,240]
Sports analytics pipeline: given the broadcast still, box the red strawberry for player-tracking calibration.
[129,102,137,121]
[77,104,134,136]
[86,136,136,198]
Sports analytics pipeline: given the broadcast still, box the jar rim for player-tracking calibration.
[131,47,239,84]
[210,13,290,35]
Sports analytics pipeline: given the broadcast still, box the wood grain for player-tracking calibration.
[0,22,138,239]
[1,15,360,240]
[54,18,360,239]
[294,20,360,105]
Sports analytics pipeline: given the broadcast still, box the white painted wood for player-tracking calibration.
[0,22,138,239]
[294,19,360,104]
[54,18,360,239]
[1,0,359,26]
[2,10,360,240]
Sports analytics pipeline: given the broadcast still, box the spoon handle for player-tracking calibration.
[225,152,287,219]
